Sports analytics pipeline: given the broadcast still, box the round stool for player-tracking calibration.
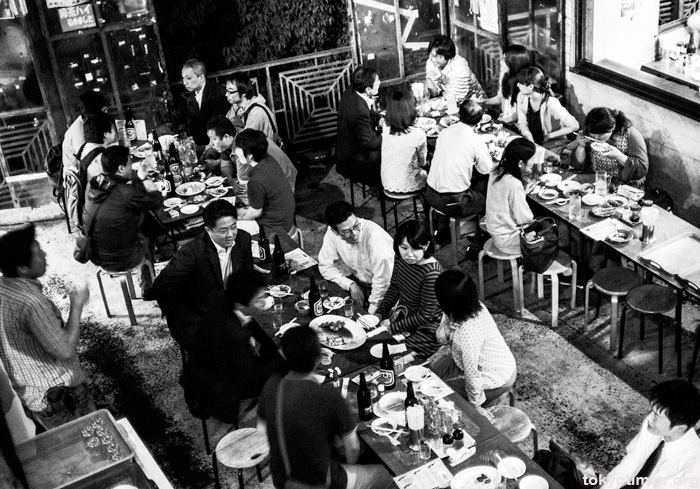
[518,254,577,328]
[382,189,425,231]
[619,284,677,372]
[213,428,269,489]
[487,405,538,454]
[96,261,154,326]
[478,238,523,315]
[583,267,643,352]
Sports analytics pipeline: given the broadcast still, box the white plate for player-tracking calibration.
[206,187,227,197]
[370,417,397,435]
[557,180,581,193]
[605,195,628,207]
[370,343,402,358]
[278,322,301,336]
[419,379,448,397]
[415,117,437,128]
[580,183,595,194]
[582,193,604,206]
[404,365,430,383]
[323,296,344,310]
[439,115,459,127]
[480,122,503,134]
[480,114,492,125]
[268,285,292,297]
[310,315,367,350]
[497,457,526,478]
[519,475,548,489]
[451,465,501,489]
[538,188,559,200]
[180,204,199,215]
[377,392,407,415]
[175,182,206,196]
[163,197,182,208]
[205,176,225,187]
[539,173,562,187]
[590,142,610,153]
[357,315,379,330]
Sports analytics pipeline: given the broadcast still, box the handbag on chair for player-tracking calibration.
[520,217,559,274]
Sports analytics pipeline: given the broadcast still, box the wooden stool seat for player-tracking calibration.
[478,238,523,315]
[487,405,538,453]
[214,428,269,489]
[519,254,577,328]
[482,238,522,260]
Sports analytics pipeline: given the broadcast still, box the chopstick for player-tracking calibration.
[575,131,603,144]
[373,427,407,435]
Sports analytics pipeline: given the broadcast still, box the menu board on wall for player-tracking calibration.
[47,0,89,7]
[58,3,96,32]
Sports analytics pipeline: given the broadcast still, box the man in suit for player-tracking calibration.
[181,59,229,150]
[336,66,382,187]
[150,200,282,423]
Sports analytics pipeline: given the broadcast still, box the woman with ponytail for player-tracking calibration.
[515,67,579,147]
[570,107,648,188]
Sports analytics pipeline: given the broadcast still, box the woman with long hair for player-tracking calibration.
[485,44,535,123]
[485,138,537,254]
[571,107,648,188]
[516,67,579,147]
[380,89,428,193]
[430,270,517,407]
[374,220,443,359]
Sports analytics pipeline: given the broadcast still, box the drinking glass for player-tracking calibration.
[273,296,283,316]
[595,170,609,195]
[344,298,354,318]
[272,311,283,330]
[289,269,299,294]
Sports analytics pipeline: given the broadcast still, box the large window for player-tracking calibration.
[659,0,699,27]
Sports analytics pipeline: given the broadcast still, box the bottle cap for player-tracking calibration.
[643,200,653,206]
[452,427,464,440]
[442,433,454,444]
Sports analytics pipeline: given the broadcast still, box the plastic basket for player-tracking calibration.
[17,409,134,489]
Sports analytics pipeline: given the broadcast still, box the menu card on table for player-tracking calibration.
[284,248,318,271]
[393,458,452,489]
[581,218,632,242]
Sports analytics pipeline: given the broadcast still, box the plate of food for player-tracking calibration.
[268,284,292,297]
[180,204,199,215]
[404,365,430,383]
[206,187,228,198]
[357,315,380,330]
[415,117,437,129]
[205,176,225,187]
[419,379,449,397]
[540,173,562,187]
[323,296,344,311]
[310,315,367,350]
[439,115,459,127]
[580,183,595,194]
[557,180,581,193]
[538,187,559,201]
[582,193,604,206]
[377,392,407,415]
[371,417,398,436]
[480,122,503,134]
[451,466,501,489]
[192,194,207,203]
[605,195,629,207]
[589,205,617,219]
[163,197,182,208]
[497,457,526,479]
[606,228,633,245]
[175,181,206,196]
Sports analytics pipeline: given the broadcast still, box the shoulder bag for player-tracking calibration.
[73,188,109,264]
[520,217,559,273]
[276,379,328,489]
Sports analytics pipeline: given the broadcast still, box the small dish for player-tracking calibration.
[415,117,437,128]
[370,343,402,358]
[538,188,559,200]
[519,475,549,489]
[180,204,199,215]
[205,176,225,187]
[323,296,344,310]
[404,365,430,382]
[175,181,206,196]
[552,198,569,206]
[497,457,526,479]
[480,122,503,134]
[580,183,595,194]
[606,229,632,245]
[480,113,492,125]
[268,284,292,297]
[206,187,227,198]
[557,180,581,193]
[539,173,562,187]
[419,379,447,397]
[294,300,310,315]
[439,115,459,127]
[163,197,182,208]
[357,315,379,330]
[371,417,398,435]
[582,194,604,206]
[605,195,629,207]
[590,205,617,218]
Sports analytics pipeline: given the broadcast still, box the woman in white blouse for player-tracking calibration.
[429,270,517,407]
[380,89,428,194]
[485,137,536,255]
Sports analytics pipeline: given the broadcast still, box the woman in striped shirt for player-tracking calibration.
[374,220,443,359]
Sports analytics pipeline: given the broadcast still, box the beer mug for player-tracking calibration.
[595,171,610,195]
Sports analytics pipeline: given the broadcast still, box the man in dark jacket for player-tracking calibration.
[181,59,229,150]
[83,146,162,290]
[336,66,382,187]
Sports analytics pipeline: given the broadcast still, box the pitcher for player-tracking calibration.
[595,170,610,195]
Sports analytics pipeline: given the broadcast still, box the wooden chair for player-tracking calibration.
[478,238,523,315]
[213,428,269,489]
[519,255,578,328]
[96,261,154,326]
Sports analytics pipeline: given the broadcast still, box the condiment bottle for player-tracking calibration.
[442,433,456,461]
[452,426,465,451]
[357,373,374,421]
[375,384,385,410]
[379,342,395,390]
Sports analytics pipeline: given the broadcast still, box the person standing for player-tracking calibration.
[225,73,279,143]
[0,224,94,430]
[181,59,229,149]
[62,90,107,173]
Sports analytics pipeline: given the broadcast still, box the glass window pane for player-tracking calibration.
[0,18,43,112]
[399,0,442,77]
[98,0,149,24]
[355,0,401,81]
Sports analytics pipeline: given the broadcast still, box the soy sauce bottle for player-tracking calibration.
[309,276,323,318]
[258,225,271,264]
[272,235,287,276]
[357,373,374,421]
[379,341,395,390]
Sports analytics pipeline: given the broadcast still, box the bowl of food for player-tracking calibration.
[590,142,611,153]
[539,173,562,187]
[606,229,633,245]
[294,300,310,316]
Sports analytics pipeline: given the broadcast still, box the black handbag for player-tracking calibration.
[520,217,559,273]
[73,187,109,264]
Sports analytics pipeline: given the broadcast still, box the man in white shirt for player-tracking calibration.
[595,380,700,489]
[62,90,107,174]
[318,201,394,314]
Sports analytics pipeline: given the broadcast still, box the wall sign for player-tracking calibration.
[47,0,89,7]
[58,3,96,32]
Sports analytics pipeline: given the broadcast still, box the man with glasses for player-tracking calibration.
[318,201,394,314]
[225,73,279,144]
[425,35,486,108]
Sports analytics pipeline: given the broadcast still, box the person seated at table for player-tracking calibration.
[205,115,297,192]
[380,89,428,194]
[374,220,443,359]
[425,99,493,256]
[319,200,394,315]
[598,380,700,489]
[83,146,163,293]
[82,111,119,182]
[516,67,579,149]
[484,44,535,124]
[485,138,536,255]
[257,326,394,489]
[425,34,486,106]
[570,107,648,189]
[430,270,517,408]
[235,129,297,237]
[62,90,107,174]
[225,72,280,144]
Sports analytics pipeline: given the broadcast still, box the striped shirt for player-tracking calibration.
[427,55,486,105]
[0,277,86,411]
[436,306,516,406]
[376,258,443,359]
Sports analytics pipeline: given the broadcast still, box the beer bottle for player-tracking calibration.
[272,235,287,276]
[151,129,163,163]
[162,164,175,198]
[379,341,395,390]
[309,277,323,318]
[405,381,419,410]
[357,373,374,421]
[405,381,423,449]
[258,225,271,264]
[125,106,136,145]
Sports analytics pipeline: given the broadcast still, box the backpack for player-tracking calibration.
[45,144,64,205]
[243,103,284,148]
[65,144,105,231]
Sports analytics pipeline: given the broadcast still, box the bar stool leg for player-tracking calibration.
[118,275,138,326]
[509,259,522,315]
[570,261,578,309]
[609,296,620,353]
[531,426,539,453]
[392,200,399,230]
[583,280,593,332]
[450,218,459,264]
[551,274,559,328]
[496,260,505,284]
[213,452,221,489]
[477,251,487,302]
[412,196,419,220]
[238,468,245,489]
[536,274,544,299]
[689,323,700,382]
[618,304,629,360]
[202,418,211,454]
[96,271,112,318]
[658,314,664,375]
[256,464,264,482]
[379,193,387,230]
[675,294,683,377]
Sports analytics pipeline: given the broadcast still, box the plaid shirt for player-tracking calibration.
[0,277,86,411]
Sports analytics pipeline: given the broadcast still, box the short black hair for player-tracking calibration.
[649,380,700,431]
[206,115,237,140]
[351,66,378,93]
[280,326,321,373]
[79,90,107,116]
[203,199,237,229]
[235,129,268,162]
[393,220,434,258]
[0,224,35,277]
[225,269,269,308]
[83,112,115,144]
[102,145,130,174]
[386,89,416,135]
[182,59,206,76]
[434,270,482,322]
[428,35,456,60]
[458,99,484,126]
[324,201,354,231]
[226,72,258,99]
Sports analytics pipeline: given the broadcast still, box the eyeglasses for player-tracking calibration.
[226,90,238,95]
[337,220,361,238]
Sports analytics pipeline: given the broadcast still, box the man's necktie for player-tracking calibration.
[628,440,664,488]
[223,250,233,289]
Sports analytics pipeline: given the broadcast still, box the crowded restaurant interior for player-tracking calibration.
[2,0,700,488]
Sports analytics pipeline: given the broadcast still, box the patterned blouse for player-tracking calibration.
[381,126,428,193]
[435,306,516,406]
[589,127,647,189]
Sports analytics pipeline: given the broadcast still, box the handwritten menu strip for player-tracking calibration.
[393,458,452,489]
